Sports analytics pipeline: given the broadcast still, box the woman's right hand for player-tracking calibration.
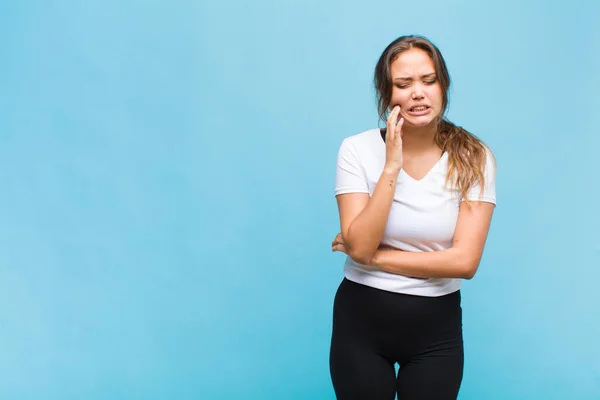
[385,106,404,172]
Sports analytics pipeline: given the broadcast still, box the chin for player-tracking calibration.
[405,116,436,128]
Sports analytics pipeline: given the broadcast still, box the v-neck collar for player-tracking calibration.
[379,128,446,183]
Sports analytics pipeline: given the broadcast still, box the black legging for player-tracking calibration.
[329,278,464,400]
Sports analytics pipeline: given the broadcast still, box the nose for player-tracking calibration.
[412,83,425,99]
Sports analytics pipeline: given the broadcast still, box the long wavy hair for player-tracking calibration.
[374,35,492,200]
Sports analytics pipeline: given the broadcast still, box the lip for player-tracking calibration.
[406,105,431,116]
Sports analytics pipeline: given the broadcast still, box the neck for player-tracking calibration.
[401,121,439,153]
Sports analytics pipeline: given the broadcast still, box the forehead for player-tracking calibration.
[390,48,435,77]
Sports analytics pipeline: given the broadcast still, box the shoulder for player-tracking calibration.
[480,143,496,173]
[342,128,380,143]
[480,141,495,160]
[338,128,381,152]
[461,134,496,172]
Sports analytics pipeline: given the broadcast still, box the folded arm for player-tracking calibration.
[336,167,401,265]
[370,201,495,279]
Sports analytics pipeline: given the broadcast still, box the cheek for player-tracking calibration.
[427,87,443,107]
[390,91,410,107]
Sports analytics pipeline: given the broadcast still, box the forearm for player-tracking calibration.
[345,168,400,264]
[370,247,479,279]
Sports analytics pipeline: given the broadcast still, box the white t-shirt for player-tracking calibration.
[334,128,496,297]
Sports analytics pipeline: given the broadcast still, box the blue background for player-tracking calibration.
[1,1,599,399]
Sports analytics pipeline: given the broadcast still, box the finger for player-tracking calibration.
[332,238,343,247]
[393,106,401,122]
[386,105,399,126]
[386,111,396,142]
[388,107,401,139]
[332,244,347,252]
[395,117,405,138]
[386,106,394,123]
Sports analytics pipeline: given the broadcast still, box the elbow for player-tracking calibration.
[453,248,481,280]
[462,268,477,280]
[461,260,480,280]
[343,234,377,265]
[348,247,376,266]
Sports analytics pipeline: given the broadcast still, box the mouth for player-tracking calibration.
[407,105,431,116]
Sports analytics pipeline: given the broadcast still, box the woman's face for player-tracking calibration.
[389,48,443,128]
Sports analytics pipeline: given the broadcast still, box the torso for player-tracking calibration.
[340,128,461,296]
[335,127,495,297]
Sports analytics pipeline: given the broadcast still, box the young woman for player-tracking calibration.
[329,35,496,399]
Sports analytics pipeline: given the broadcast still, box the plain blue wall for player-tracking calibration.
[1,1,599,399]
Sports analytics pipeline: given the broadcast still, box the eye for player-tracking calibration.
[395,84,409,89]
[424,79,437,85]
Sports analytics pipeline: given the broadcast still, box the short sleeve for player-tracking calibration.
[462,147,496,204]
[334,138,369,196]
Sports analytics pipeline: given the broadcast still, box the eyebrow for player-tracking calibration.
[394,73,436,81]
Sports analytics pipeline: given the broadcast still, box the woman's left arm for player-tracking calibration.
[370,201,495,279]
